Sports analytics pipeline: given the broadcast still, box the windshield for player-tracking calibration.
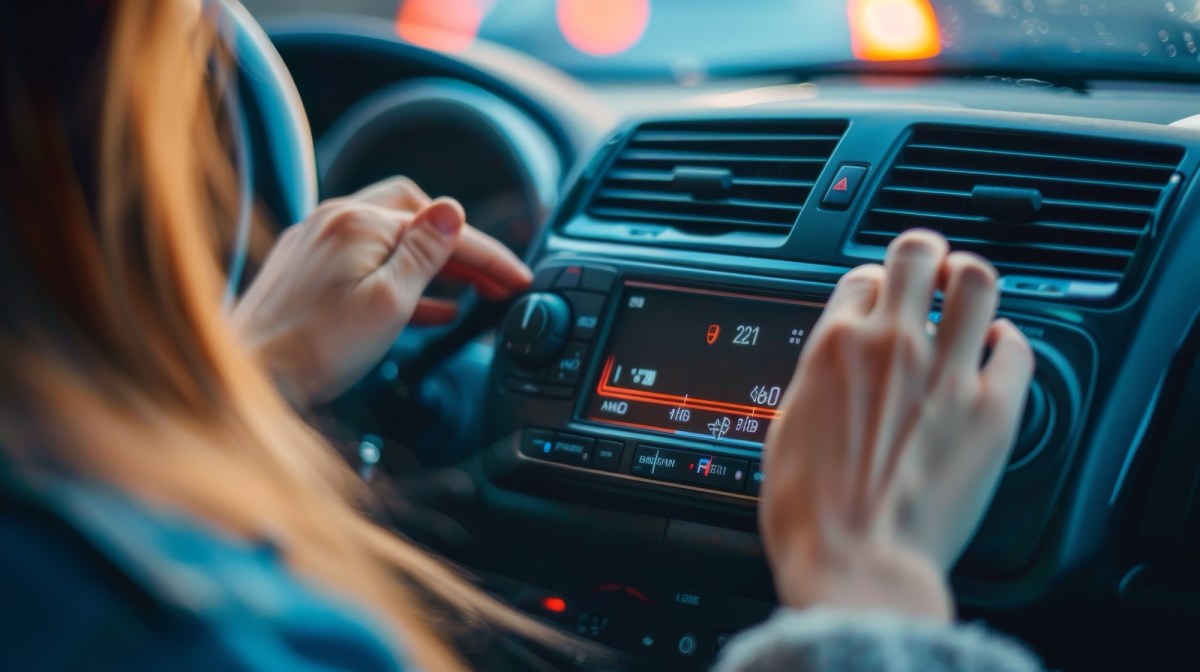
[248,1,1200,82]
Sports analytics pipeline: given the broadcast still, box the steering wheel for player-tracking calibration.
[223,2,519,463]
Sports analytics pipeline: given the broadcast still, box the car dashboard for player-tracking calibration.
[267,20,1200,670]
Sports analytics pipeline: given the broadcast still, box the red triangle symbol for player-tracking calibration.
[832,176,849,192]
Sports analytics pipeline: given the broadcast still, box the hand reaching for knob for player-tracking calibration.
[760,229,1035,623]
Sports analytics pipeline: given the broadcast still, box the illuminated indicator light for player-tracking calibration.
[706,324,721,345]
[395,0,488,53]
[541,596,568,613]
[557,0,650,57]
[846,0,942,62]
[832,176,849,192]
[697,457,713,477]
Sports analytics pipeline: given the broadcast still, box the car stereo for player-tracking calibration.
[485,255,1091,551]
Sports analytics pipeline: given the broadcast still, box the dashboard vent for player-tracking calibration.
[586,119,848,236]
[855,126,1183,282]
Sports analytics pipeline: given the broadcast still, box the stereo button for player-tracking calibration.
[632,446,691,482]
[563,291,607,341]
[554,265,583,289]
[544,341,588,385]
[520,429,556,459]
[581,267,618,293]
[685,455,749,493]
[631,446,749,493]
[821,164,868,210]
[531,266,564,291]
[746,462,764,496]
[547,434,594,466]
[592,440,624,471]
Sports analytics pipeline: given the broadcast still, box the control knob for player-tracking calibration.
[501,293,571,368]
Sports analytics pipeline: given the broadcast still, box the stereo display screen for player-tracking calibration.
[582,282,823,448]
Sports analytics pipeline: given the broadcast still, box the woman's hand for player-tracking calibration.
[231,177,531,407]
[760,230,1034,623]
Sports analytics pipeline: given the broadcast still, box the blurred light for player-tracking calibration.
[541,596,568,613]
[395,0,488,53]
[557,0,650,57]
[847,0,942,61]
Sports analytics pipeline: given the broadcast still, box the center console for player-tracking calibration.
[485,257,1094,577]
[473,106,1200,668]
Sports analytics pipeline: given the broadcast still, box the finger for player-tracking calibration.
[438,263,512,300]
[932,252,1000,378]
[875,230,948,327]
[980,319,1035,414]
[443,226,533,300]
[824,264,885,318]
[410,297,459,326]
[350,176,432,211]
[381,198,465,304]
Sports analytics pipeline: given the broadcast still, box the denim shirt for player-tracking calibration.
[0,478,412,671]
[0,477,1044,672]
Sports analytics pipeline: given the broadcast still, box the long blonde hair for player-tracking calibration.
[0,2,557,668]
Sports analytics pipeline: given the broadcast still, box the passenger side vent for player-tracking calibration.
[586,119,848,236]
[854,126,1183,283]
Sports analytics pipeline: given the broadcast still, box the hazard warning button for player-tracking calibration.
[820,164,869,210]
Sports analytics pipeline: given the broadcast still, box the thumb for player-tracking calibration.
[384,197,464,294]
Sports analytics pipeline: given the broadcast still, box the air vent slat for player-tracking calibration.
[605,169,817,191]
[588,208,793,232]
[595,189,807,215]
[857,229,1133,259]
[893,165,1165,199]
[906,143,1178,172]
[854,125,1183,285]
[584,120,848,237]
[881,185,1157,216]
[870,207,1146,238]
[620,150,831,165]
[856,230,1126,281]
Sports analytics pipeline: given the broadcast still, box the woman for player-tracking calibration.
[0,1,1041,670]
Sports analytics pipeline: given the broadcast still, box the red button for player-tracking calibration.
[821,164,869,210]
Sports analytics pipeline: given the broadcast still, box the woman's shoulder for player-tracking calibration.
[0,478,410,671]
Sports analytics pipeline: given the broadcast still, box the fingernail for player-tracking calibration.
[427,203,462,238]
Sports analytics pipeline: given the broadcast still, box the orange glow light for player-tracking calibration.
[395,0,488,53]
[847,0,942,62]
[557,0,650,57]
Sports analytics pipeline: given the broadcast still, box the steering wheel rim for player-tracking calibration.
[221,0,319,288]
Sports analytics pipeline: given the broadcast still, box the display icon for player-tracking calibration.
[706,324,721,345]
[789,328,805,345]
[631,368,657,387]
[708,416,731,439]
